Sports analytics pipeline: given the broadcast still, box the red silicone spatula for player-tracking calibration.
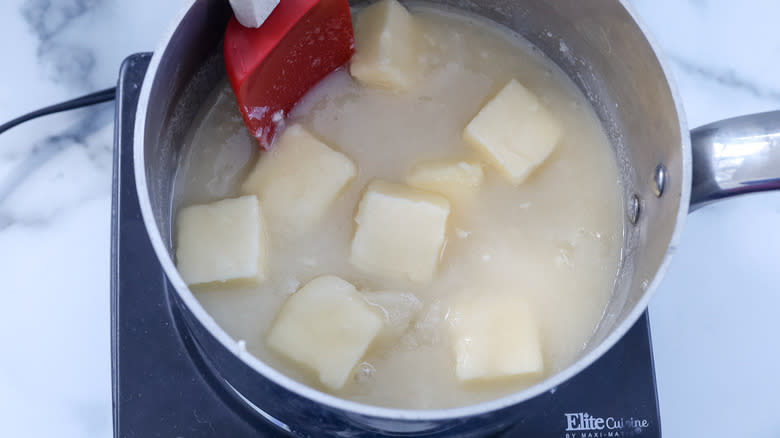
[224,0,354,149]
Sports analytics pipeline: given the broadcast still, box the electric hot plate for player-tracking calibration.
[111,53,661,438]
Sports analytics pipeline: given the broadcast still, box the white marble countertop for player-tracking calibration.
[0,0,778,436]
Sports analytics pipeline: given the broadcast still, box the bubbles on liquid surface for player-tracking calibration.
[355,362,376,384]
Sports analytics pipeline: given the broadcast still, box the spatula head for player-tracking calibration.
[224,0,354,149]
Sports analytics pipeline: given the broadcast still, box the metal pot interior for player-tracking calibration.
[136,0,688,416]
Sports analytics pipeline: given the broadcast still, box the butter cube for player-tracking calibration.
[464,79,562,185]
[175,195,266,285]
[350,180,450,283]
[242,124,356,235]
[449,293,543,382]
[406,159,484,199]
[350,0,419,91]
[363,291,423,346]
[267,275,383,390]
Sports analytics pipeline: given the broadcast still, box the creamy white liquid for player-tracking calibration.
[175,5,623,409]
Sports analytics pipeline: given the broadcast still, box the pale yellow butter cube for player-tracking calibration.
[266,275,383,390]
[242,124,356,235]
[464,79,562,185]
[175,195,266,285]
[449,293,543,382]
[350,180,450,283]
[350,0,419,91]
[406,159,484,199]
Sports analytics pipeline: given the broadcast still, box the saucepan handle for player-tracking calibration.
[689,110,780,211]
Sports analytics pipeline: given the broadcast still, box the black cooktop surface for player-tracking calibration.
[111,53,661,438]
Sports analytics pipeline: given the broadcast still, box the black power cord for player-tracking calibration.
[0,87,117,135]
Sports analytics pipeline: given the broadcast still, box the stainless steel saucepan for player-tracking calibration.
[133,0,780,436]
